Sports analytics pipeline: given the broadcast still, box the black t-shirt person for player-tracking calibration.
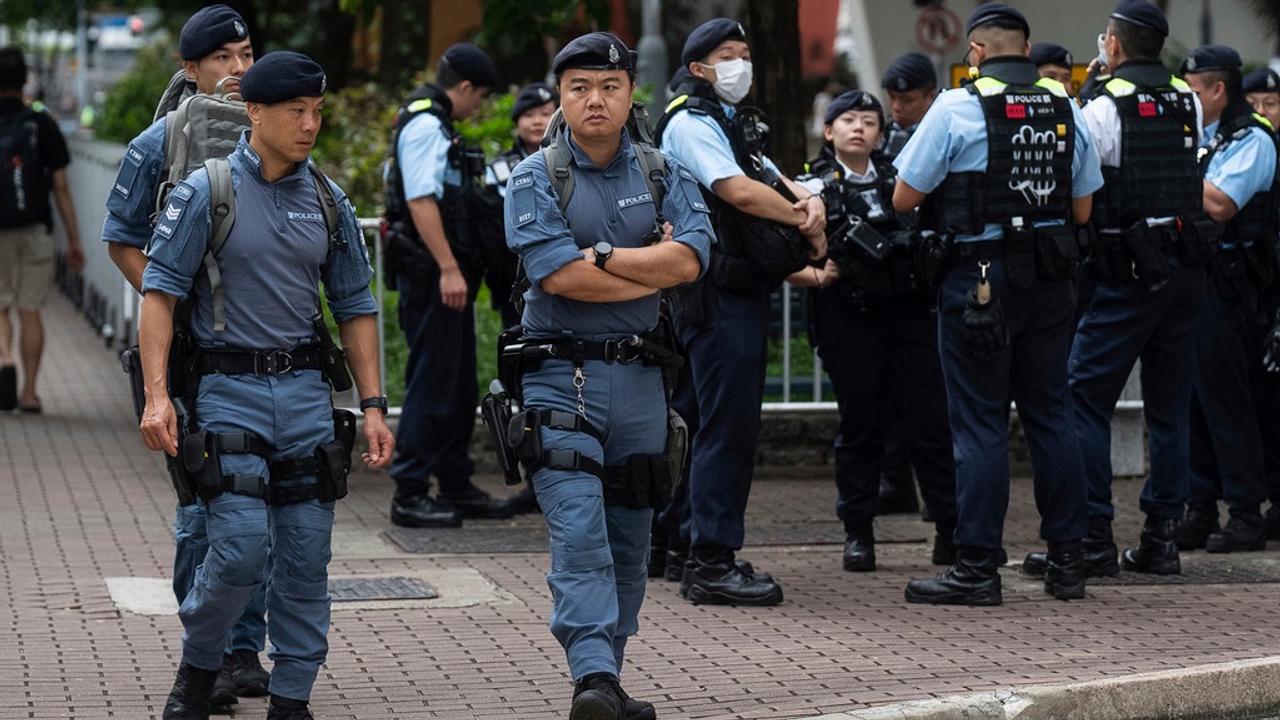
[0,96,71,229]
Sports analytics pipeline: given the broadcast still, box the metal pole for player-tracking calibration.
[812,350,822,402]
[75,1,89,113]
[635,0,669,107]
[781,287,792,403]
[361,219,387,396]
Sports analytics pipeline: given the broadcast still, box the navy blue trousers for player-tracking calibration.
[938,256,1087,550]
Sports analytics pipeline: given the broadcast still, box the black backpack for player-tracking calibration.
[0,107,47,229]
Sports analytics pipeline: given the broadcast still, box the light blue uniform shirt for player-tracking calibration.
[894,82,1104,242]
[396,112,460,201]
[102,117,167,249]
[658,103,780,191]
[1202,120,1277,212]
[142,135,377,350]
[505,131,714,339]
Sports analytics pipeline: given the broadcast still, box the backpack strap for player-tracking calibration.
[203,158,236,333]
[308,162,343,251]
[633,141,668,216]
[157,103,192,223]
[154,70,196,123]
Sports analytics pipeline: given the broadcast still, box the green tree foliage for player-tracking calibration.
[94,40,174,143]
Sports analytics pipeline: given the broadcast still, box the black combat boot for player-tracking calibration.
[1265,504,1280,540]
[904,546,1002,606]
[932,521,957,566]
[266,694,314,720]
[842,524,876,572]
[617,683,657,720]
[1024,517,1118,578]
[438,482,513,519]
[570,673,624,720]
[226,650,269,697]
[210,660,237,708]
[390,493,462,528]
[1206,512,1267,553]
[1174,505,1219,551]
[680,549,783,606]
[162,663,219,720]
[1043,541,1086,600]
[664,542,687,582]
[1121,516,1181,575]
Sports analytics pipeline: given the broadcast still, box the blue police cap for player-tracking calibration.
[179,4,250,61]
[552,32,635,77]
[823,90,884,127]
[965,3,1030,37]
[1111,0,1169,37]
[681,18,748,66]
[1244,68,1280,94]
[510,82,557,121]
[1030,43,1072,69]
[239,51,326,103]
[441,43,498,88]
[1181,44,1242,75]
[881,52,936,92]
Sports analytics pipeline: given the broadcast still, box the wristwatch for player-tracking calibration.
[359,395,389,414]
[593,241,614,270]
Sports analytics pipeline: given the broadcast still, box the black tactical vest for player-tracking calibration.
[1095,62,1202,228]
[1200,106,1280,248]
[880,120,915,163]
[930,59,1074,234]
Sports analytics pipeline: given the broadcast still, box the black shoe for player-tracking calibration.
[390,494,463,528]
[1265,505,1280,541]
[681,553,783,606]
[502,484,541,516]
[648,541,667,579]
[1206,513,1267,553]
[1026,518,1119,579]
[571,673,624,720]
[905,547,1002,606]
[1174,506,1219,551]
[210,661,237,708]
[842,533,876,572]
[439,484,512,519]
[162,663,219,720]
[617,684,656,720]
[932,524,957,565]
[1043,541,1086,600]
[878,472,920,515]
[663,546,687,582]
[1121,517,1181,575]
[0,364,15,412]
[226,650,269,697]
[267,694,315,720]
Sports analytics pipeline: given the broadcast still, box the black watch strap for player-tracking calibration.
[359,396,389,413]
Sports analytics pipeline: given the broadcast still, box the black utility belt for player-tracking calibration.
[505,336,668,367]
[950,224,1081,288]
[197,345,326,376]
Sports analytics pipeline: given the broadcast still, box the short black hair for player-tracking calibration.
[1198,69,1243,102]
[435,60,463,90]
[0,47,27,92]
[1109,18,1164,62]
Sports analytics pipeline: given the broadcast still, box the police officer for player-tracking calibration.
[895,4,1103,606]
[100,5,270,706]
[473,82,560,518]
[1032,43,1076,96]
[655,17,826,606]
[1178,45,1277,554]
[1245,68,1280,129]
[880,52,937,163]
[792,90,958,572]
[383,43,508,527]
[138,52,393,719]
[1029,0,1207,580]
[504,32,712,720]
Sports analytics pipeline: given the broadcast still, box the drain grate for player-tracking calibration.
[328,576,438,601]
[1087,558,1280,586]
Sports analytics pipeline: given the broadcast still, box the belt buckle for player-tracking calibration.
[266,350,294,375]
[602,340,620,363]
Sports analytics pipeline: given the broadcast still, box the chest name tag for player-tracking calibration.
[617,192,653,209]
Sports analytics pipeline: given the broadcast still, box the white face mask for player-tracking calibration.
[706,58,753,104]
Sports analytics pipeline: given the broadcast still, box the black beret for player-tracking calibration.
[1181,44,1242,75]
[1111,0,1169,38]
[1030,43,1072,69]
[966,3,1030,37]
[824,90,884,126]
[179,5,250,61]
[1244,68,1280,94]
[510,82,557,121]
[881,52,936,92]
[240,51,326,103]
[553,32,635,77]
[681,18,748,66]
[440,43,498,88]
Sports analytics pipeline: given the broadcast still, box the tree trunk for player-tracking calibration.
[746,0,803,174]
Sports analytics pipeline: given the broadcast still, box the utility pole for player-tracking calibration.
[635,0,668,108]
[75,0,89,112]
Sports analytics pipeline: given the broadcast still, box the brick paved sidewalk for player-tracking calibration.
[3,294,1280,720]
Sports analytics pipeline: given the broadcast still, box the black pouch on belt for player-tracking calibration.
[1003,222,1037,288]
[1033,225,1080,281]
[1121,221,1171,293]
[507,408,544,467]
[182,430,224,502]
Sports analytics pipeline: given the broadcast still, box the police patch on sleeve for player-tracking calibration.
[112,145,146,199]
[153,193,190,239]
[511,173,537,227]
[676,169,709,214]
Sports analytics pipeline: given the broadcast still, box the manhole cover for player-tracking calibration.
[328,576,438,601]
[1084,557,1280,586]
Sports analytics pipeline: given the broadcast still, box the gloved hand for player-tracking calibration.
[1263,309,1280,373]
[963,280,1010,361]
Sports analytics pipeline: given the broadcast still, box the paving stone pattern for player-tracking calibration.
[3,296,1280,719]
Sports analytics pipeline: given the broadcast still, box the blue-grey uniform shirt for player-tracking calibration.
[893,80,1104,242]
[102,117,167,249]
[505,131,714,339]
[1202,119,1278,213]
[142,134,377,350]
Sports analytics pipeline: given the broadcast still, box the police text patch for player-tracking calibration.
[617,192,653,209]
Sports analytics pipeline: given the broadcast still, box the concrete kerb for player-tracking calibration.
[801,656,1280,720]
